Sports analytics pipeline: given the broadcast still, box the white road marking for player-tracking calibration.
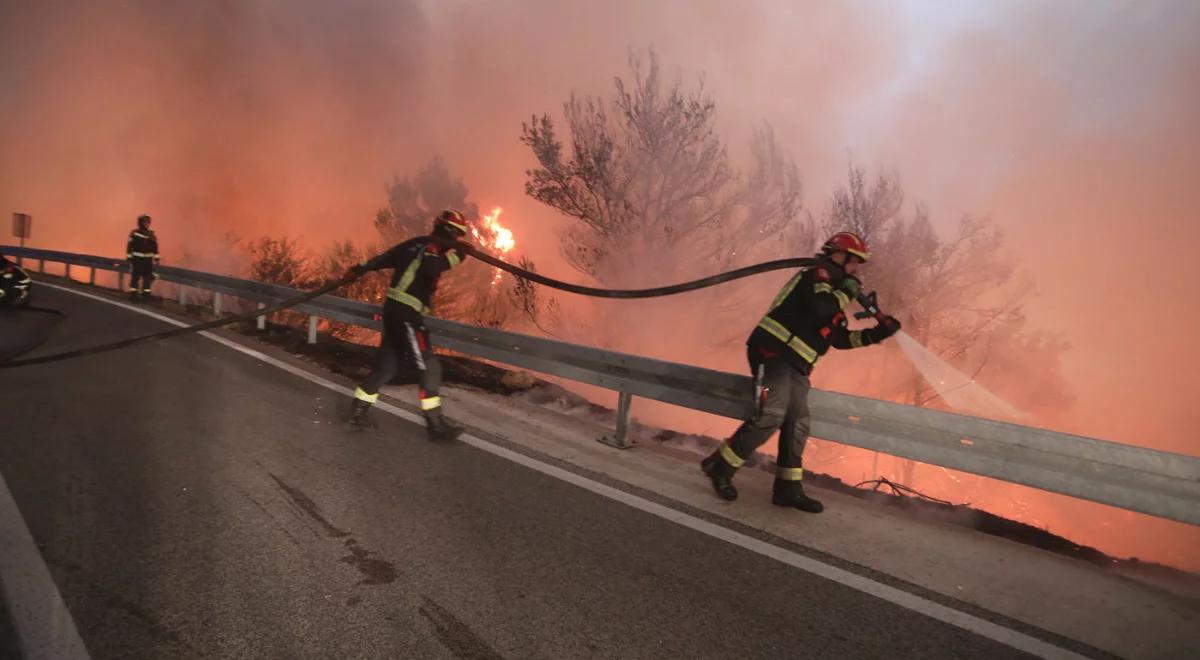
[34,281,1091,660]
[0,464,91,659]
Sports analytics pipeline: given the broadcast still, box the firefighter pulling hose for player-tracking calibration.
[698,231,902,513]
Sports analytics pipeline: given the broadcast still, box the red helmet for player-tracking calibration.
[433,209,469,238]
[821,231,869,262]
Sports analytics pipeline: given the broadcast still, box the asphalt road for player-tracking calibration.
[0,285,1043,659]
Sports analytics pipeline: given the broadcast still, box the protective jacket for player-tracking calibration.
[126,227,159,261]
[748,259,887,372]
[360,236,466,315]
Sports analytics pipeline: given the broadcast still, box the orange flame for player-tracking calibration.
[471,206,516,285]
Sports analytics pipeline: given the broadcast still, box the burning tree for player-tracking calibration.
[373,159,521,328]
[521,49,806,352]
[247,236,311,287]
[816,162,1073,485]
[249,157,525,332]
[375,157,479,245]
[522,49,803,284]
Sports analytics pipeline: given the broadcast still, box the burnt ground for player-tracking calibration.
[9,274,1197,594]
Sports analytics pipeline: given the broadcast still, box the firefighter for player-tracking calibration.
[700,232,902,513]
[344,209,471,441]
[126,214,160,297]
[0,254,33,308]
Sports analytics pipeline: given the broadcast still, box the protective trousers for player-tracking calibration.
[723,350,812,479]
[354,303,443,411]
[129,257,155,294]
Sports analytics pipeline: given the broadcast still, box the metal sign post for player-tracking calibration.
[11,213,31,266]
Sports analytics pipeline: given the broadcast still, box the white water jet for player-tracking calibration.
[893,331,1029,421]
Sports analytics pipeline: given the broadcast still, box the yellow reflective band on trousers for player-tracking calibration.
[446,251,461,268]
[354,387,379,403]
[850,330,864,348]
[420,396,442,410]
[756,316,818,363]
[776,467,804,481]
[720,443,746,469]
[387,254,428,313]
[130,252,157,258]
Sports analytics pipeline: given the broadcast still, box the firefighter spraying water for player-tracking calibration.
[700,232,902,513]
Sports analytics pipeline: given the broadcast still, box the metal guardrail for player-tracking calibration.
[5,244,1199,526]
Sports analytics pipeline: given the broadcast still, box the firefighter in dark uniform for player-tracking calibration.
[345,209,471,440]
[126,214,160,296]
[700,232,902,513]
[0,254,33,308]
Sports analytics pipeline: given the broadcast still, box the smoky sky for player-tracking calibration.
[2,1,1198,567]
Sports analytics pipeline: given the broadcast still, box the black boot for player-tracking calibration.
[345,398,374,430]
[700,450,738,501]
[772,479,824,513]
[424,408,463,442]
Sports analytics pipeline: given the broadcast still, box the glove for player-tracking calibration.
[837,274,862,299]
[873,315,901,341]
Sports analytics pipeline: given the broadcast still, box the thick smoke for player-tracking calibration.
[2,0,1197,569]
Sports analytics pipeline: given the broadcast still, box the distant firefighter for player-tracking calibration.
[126,214,159,297]
[343,209,472,441]
[0,254,32,308]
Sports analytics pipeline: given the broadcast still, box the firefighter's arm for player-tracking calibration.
[808,268,856,323]
[150,233,160,261]
[443,245,465,270]
[126,232,135,259]
[832,316,902,349]
[357,242,409,273]
[830,325,869,350]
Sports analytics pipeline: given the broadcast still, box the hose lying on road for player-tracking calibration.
[0,305,65,363]
[0,277,353,368]
[1,245,818,368]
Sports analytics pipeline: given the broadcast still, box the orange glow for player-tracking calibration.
[2,2,1197,572]
[471,206,517,284]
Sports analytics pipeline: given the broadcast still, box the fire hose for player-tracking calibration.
[1,239,886,368]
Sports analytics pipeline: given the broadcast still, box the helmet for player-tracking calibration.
[821,231,869,262]
[137,214,152,228]
[432,209,468,238]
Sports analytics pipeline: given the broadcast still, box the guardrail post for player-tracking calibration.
[88,267,96,285]
[37,259,44,273]
[307,316,318,344]
[598,391,636,449]
[118,272,126,292]
[178,284,186,306]
[256,303,266,330]
[213,292,222,315]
